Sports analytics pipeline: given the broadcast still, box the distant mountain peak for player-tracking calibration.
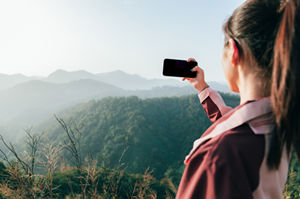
[48,69,68,77]
[98,70,145,79]
[111,69,125,73]
[54,69,67,73]
[102,70,133,76]
[46,69,96,84]
[0,73,28,78]
[48,69,93,77]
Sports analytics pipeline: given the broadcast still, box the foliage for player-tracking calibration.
[0,163,176,199]
[283,152,300,198]
[44,93,239,187]
[0,93,298,198]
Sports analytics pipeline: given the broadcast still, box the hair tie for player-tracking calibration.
[279,0,289,12]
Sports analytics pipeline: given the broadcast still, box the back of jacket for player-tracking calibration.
[176,87,289,199]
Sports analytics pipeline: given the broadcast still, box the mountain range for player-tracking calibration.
[0,70,184,91]
[0,69,234,140]
[0,69,231,91]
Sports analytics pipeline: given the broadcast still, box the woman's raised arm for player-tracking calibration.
[183,58,232,123]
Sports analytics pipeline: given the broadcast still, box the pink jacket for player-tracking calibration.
[176,87,289,199]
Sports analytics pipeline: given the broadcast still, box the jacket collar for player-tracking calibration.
[185,97,274,164]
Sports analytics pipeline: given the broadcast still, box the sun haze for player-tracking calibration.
[0,0,243,81]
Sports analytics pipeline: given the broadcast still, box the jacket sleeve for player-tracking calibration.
[198,86,232,123]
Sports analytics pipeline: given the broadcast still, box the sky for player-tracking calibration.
[0,0,245,81]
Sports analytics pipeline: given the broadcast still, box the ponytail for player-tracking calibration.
[268,0,300,169]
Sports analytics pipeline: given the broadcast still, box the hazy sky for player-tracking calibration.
[0,0,245,81]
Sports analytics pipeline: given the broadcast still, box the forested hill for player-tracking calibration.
[40,92,240,186]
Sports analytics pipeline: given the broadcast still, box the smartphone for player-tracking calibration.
[163,58,198,78]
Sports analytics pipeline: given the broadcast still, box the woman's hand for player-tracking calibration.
[182,58,209,92]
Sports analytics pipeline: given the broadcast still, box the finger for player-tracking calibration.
[191,66,200,72]
[183,77,191,81]
[187,58,196,62]
[192,66,204,73]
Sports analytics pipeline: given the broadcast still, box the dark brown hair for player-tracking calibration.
[223,0,300,169]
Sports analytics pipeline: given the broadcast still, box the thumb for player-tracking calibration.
[187,58,196,62]
[191,66,200,72]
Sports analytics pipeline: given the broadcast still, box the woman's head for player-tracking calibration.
[222,0,282,93]
[223,0,300,169]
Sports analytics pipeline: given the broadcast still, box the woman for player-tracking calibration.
[176,0,299,198]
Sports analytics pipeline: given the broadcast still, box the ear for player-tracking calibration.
[228,39,240,66]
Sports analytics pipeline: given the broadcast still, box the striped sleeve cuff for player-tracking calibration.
[198,86,210,103]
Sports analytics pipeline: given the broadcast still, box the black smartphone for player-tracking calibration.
[163,58,198,78]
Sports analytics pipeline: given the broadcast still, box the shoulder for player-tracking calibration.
[177,124,267,199]
[212,123,265,158]
[211,124,265,171]
[189,123,266,192]
[194,123,265,166]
